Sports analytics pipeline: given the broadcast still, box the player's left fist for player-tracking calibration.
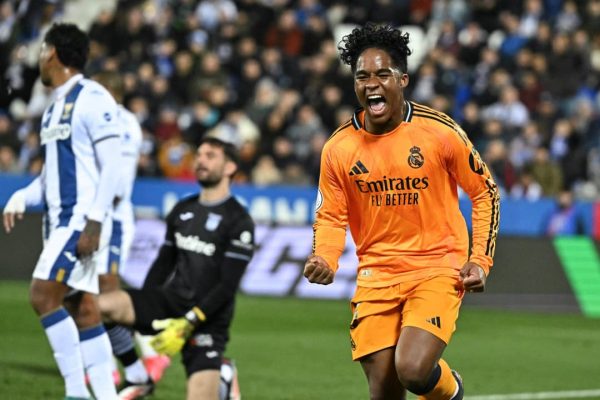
[458,262,486,293]
[303,255,334,285]
[151,318,194,356]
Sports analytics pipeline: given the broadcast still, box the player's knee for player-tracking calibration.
[72,293,102,328]
[29,280,64,316]
[395,358,433,394]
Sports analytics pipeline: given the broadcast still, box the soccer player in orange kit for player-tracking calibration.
[304,23,500,400]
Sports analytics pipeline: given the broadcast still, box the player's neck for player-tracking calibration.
[50,68,80,89]
[199,181,231,203]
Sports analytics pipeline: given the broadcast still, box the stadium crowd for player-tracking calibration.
[1,0,600,201]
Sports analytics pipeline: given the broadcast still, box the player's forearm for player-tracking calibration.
[196,256,249,320]
[469,187,501,275]
[313,223,346,273]
[88,136,122,222]
[142,244,176,288]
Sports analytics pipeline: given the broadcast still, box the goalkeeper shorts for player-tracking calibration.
[349,275,463,361]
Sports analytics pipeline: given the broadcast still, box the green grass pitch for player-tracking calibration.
[1,280,600,399]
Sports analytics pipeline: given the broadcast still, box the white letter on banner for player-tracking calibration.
[248,196,273,224]
[274,198,309,225]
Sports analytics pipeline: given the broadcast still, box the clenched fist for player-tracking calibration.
[303,255,334,285]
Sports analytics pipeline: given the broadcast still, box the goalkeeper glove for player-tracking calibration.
[150,307,206,356]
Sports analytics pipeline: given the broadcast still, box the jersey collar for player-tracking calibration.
[53,73,84,101]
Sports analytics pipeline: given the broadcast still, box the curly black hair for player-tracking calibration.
[44,23,89,71]
[338,23,412,73]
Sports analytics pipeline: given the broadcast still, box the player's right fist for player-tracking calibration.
[303,255,334,285]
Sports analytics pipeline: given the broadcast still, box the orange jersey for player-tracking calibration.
[313,101,500,288]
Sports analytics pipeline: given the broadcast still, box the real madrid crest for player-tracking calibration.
[408,146,424,169]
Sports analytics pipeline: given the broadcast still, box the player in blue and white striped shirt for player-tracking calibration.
[3,23,120,400]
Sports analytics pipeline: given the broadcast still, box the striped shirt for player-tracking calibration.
[40,74,121,231]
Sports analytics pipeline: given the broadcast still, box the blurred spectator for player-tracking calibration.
[282,162,311,186]
[301,14,332,57]
[546,189,585,236]
[412,61,437,104]
[518,0,543,39]
[498,12,528,60]
[0,145,18,173]
[205,109,260,149]
[181,100,219,146]
[460,101,484,147]
[264,9,304,57]
[555,0,581,33]
[194,0,238,32]
[169,50,196,105]
[251,155,282,186]
[510,165,543,201]
[481,85,530,132]
[483,139,517,192]
[157,137,195,181]
[546,33,586,103]
[509,121,543,169]
[271,136,298,171]
[530,147,563,197]
[17,130,40,173]
[284,104,325,162]
[0,112,19,152]
[457,21,487,67]
[154,105,182,143]
[236,140,259,183]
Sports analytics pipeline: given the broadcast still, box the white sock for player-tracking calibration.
[41,308,91,398]
[135,332,158,358]
[124,359,150,384]
[80,325,118,399]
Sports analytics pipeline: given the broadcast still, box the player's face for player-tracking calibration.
[354,48,409,134]
[194,143,228,187]
[38,42,54,87]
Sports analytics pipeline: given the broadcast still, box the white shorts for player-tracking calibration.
[32,223,112,294]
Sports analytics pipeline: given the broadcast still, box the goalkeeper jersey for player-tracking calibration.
[313,101,500,288]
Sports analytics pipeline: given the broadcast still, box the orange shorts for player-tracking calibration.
[349,275,464,360]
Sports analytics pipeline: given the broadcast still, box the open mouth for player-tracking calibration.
[367,94,386,114]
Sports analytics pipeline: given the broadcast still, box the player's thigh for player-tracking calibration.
[401,275,463,345]
[182,331,227,376]
[186,370,220,400]
[360,347,406,400]
[127,288,189,333]
[349,286,402,361]
[98,289,136,325]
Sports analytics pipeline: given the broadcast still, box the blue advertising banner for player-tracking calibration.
[0,173,594,236]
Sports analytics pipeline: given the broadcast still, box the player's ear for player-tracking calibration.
[224,160,237,178]
[400,73,409,88]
